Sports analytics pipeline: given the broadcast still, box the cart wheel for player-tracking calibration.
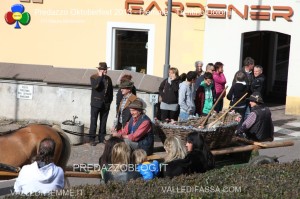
[248,155,279,165]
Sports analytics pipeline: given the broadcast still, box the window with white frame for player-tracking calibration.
[106,22,155,75]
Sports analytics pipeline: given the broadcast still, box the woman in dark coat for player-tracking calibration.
[185,132,215,173]
[161,132,215,178]
[159,67,181,122]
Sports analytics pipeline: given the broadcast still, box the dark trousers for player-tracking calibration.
[155,103,161,120]
[214,98,224,113]
[161,109,178,121]
[89,105,110,142]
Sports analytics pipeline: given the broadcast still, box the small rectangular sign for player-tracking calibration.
[17,85,33,100]
[149,94,158,104]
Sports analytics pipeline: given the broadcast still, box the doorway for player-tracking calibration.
[242,31,291,104]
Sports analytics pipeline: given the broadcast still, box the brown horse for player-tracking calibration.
[0,124,71,171]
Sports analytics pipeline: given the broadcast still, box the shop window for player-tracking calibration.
[114,30,148,73]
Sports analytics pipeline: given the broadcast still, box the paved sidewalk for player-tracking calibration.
[269,104,300,141]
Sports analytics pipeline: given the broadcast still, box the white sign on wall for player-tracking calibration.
[17,85,33,100]
[149,94,158,104]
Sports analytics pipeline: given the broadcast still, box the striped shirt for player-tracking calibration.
[240,112,257,132]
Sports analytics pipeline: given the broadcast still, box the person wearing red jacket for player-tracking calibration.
[213,62,227,113]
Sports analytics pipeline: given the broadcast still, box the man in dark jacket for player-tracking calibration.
[251,65,265,94]
[89,62,113,146]
[236,92,274,141]
[232,57,255,88]
[114,80,137,130]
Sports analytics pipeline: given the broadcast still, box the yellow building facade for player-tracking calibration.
[1,0,300,114]
[0,0,206,76]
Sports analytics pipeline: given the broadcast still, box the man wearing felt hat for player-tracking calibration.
[236,92,274,141]
[112,98,154,155]
[89,62,113,146]
[113,80,137,131]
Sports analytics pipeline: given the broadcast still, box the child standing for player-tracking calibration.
[195,72,216,116]
[132,149,159,180]
[227,71,248,125]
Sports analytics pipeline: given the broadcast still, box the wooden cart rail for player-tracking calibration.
[212,140,294,156]
[0,171,101,179]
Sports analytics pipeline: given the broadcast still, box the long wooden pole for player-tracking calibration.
[233,136,268,147]
[211,140,294,156]
[208,92,248,128]
[200,86,228,127]
[0,171,101,178]
[0,163,20,173]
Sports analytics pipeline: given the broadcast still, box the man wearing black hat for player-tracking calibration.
[236,92,274,141]
[113,80,137,130]
[89,62,113,146]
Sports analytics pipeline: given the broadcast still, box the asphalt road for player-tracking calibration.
[259,138,300,162]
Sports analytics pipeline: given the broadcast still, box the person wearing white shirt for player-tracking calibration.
[14,138,64,195]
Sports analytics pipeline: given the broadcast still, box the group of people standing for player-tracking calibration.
[88,59,273,150]
[230,57,273,141]
[158,61,227,122]
[158,57,273,141]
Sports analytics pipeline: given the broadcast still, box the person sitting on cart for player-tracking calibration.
[160,136,189,178]
[112,98,154,155]
[236,92,274,141]
[185,132,215,173]
[103,142,142,183]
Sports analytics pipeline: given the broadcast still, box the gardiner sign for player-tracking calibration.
[125,1,293,21]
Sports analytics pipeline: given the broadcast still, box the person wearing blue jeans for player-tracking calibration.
[178,71,197,121]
